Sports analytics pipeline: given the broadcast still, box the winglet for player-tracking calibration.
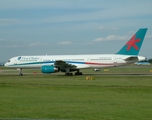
[117,28,147,55]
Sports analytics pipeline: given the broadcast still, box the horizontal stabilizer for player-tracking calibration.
[124,57,138,61]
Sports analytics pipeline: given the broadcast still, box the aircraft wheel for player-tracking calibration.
[75,72,83,75]
[75,72,78,75]
[70,73,73,76]
[19,73,23,76]
[79,72,83,75]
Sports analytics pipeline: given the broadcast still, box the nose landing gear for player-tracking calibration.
[17,68,23,76]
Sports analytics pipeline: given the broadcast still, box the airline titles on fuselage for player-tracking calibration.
[18,57,40,61]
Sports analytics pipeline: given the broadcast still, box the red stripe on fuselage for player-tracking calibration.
[85,62,114,66]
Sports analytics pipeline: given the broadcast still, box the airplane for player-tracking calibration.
[4,28,147,76]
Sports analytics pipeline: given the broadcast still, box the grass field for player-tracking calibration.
[0,67,152,120]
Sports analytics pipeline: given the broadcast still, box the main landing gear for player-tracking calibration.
[75,69,83,75]
[75,72,82,75]
[64,69,83,76]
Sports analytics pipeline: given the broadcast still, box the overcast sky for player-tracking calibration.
[0,0,152,62]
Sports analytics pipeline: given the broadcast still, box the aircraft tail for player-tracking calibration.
[117,28,147,55]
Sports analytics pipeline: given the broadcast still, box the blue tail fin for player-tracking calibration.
[117,28,147,55]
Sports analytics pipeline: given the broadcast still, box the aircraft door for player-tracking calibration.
[113,56,118,67]
[14,59,17,65]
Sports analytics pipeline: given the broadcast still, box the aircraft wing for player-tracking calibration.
[54,60,77,69]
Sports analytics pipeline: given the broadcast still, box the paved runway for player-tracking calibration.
[1,69,152,76]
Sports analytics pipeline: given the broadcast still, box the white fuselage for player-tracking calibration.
[4,54,145,69]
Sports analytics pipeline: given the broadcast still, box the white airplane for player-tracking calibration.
[4,28,147,76]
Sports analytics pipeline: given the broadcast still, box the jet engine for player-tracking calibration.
[41,66,59,73]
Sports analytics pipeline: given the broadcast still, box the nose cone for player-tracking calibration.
[4,62,8,67]
[4,63,6,67]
